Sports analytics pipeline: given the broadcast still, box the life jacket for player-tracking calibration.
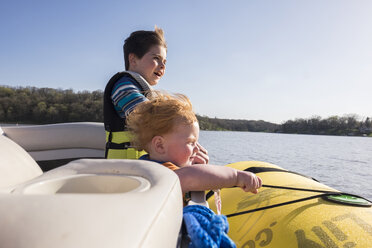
[103,71,152,159]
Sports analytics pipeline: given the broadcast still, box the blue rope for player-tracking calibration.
[183,205,236,248]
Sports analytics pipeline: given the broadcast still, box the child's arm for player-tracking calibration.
[174,164,262,194]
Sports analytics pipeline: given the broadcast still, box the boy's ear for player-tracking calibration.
[128,53,138,68]
[152,136,166,154]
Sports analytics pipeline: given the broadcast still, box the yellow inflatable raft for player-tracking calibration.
[207,161,372,248]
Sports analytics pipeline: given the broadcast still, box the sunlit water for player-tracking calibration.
[199,131,372,200]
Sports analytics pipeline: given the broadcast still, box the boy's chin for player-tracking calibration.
[149,80,158,86]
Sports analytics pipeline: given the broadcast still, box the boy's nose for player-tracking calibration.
[159,61,166,69]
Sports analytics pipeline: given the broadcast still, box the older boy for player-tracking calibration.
[103,27,209,162]
[126,92,262,195]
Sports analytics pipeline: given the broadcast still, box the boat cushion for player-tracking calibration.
[0,128,42,190]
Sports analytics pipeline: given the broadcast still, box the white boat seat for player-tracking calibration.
[0,126,183,248]
[0,127,43,190]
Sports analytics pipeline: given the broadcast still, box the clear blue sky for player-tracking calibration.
[1,0,371,124]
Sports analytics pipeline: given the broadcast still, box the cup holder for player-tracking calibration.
[15,174,151,195]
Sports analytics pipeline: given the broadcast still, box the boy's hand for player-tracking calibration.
[236,171,262,194]
[192,143,209,164]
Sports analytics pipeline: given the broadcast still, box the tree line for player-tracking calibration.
[0,86,102,124]
[281,115,372,136]
[1,86,371,136]
[198,115,280,133]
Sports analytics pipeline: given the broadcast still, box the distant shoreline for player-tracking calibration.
[1,85,371,137]
[1,122,371,138]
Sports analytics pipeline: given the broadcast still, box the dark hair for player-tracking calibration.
[123,26,167,70]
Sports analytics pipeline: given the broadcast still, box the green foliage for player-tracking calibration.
[197,115,279,133]
[0,86,103,124]
[281,115,372,136]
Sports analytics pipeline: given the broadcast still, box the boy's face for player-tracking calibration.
[129,45,167,86]
[163,121,200,167]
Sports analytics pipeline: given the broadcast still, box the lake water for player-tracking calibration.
[199,131,372,200]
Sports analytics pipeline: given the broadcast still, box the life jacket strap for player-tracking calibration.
[106,141,131,149]
[105,130,132,158]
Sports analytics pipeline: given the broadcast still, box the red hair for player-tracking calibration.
[126,91,197,151]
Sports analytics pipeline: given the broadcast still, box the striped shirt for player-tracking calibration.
[111,75,148,118]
